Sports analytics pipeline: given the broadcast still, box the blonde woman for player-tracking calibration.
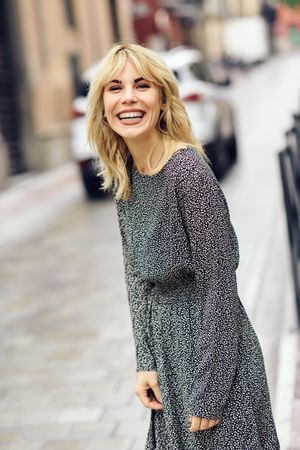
[87,43,279,449]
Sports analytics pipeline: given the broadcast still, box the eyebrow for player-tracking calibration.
[108,77,146,84]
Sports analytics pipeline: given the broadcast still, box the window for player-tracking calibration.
[190,62,212,82]
[63,0,76,27]
[69,54,81,95]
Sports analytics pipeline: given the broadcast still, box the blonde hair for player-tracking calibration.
[87,42,207,200]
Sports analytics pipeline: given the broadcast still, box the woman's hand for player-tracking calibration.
[135,371,164,410]
[189,415,221,432]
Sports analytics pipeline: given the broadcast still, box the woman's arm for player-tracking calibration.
[176,156,240,420]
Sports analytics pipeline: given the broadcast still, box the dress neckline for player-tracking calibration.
[132,146,191,179]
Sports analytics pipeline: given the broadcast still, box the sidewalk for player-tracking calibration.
[0,162,83,255]
[0,165,148,450]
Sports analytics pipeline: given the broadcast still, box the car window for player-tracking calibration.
[77,80,90,98]
[189,62,212,82]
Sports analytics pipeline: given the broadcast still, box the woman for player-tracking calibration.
[87,43,280,449]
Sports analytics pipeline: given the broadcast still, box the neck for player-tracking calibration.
[125,133,164,174]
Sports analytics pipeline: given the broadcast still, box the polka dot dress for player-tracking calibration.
[114,147,280,450]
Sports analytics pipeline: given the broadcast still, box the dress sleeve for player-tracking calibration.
[115,201,157,373]
[176,157,240,420]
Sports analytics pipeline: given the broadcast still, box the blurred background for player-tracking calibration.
[1,0,300,449]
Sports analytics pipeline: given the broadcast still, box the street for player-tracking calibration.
[1,50,300,450]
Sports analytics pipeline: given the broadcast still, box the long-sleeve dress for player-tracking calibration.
[114,146,280,450]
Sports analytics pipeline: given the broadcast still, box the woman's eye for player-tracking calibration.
[109,85,121,91]
[137,83,150,89]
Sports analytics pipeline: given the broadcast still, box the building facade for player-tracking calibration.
[190,0,262,60]
[0,0,274,187]
[0,0,133,186]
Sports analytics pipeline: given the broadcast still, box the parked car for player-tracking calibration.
[159,46,238,178]
[70,63,104,199]
[70,47,238,199]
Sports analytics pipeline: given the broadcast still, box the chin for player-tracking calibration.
[115,126,151,141]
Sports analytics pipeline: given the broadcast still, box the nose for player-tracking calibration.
[121,86,137,104]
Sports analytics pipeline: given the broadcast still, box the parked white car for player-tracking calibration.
[159,47,237,168]
[71,47,238,199]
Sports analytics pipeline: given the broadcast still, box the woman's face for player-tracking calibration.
[103,60,164,144]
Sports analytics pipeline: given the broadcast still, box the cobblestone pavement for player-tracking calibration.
[1,51,300,450]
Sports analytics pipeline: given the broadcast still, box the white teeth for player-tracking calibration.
[118,112,144,119]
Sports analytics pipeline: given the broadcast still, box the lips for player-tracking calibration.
[117,110,145,120]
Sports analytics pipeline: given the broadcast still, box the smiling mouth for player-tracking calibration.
[118,111,145,121]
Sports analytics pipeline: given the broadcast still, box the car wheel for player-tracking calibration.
[205,137,229,181]
[78,159,109,200]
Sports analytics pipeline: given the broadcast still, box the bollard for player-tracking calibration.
[279,119,300,326]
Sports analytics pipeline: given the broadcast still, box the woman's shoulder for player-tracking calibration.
[168,146,216,185]
[170,146,227,206]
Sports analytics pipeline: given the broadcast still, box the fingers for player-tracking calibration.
[135,372,164,411]
[147,387,164,410]
[136,387,163,411]
[199,418,209,430]
[151,382,163,405]
[208,418,220,428]
[189,416,201,432]
[189,415,221,432]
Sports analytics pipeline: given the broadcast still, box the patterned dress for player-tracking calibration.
[114,147,280,450]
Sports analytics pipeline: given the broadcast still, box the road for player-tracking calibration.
[1,50,300,450]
